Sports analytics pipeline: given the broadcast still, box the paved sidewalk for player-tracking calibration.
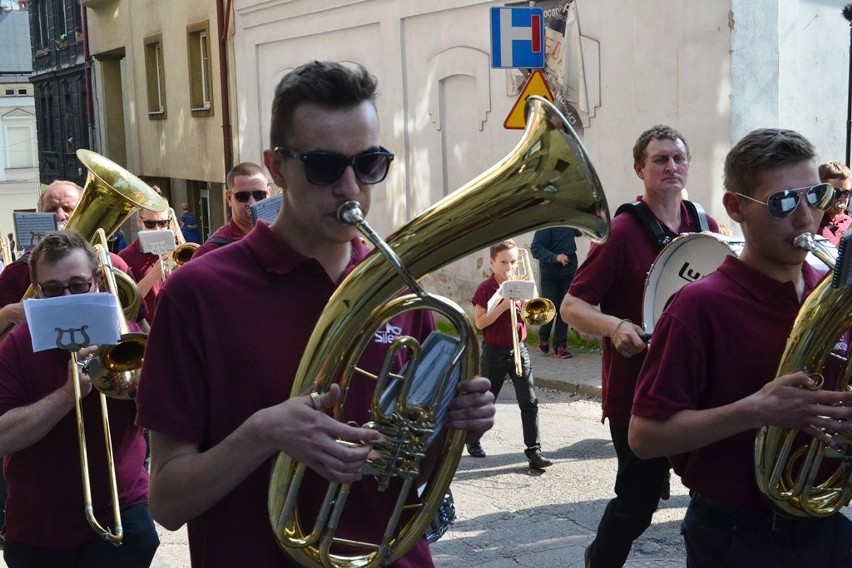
[529,343,603,399]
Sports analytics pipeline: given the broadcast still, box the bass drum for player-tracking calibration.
[642,232,740,335]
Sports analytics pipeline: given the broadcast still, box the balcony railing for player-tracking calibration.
[32,41,85,75]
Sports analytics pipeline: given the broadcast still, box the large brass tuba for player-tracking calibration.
[267,96,609,567]
[754,232,852,517]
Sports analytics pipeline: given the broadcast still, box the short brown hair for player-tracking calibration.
[632,125,691,166]
[489,239,517,259]
[818,161,852,185]
[724,129,817,196]
[29,230,99,286]
[226,162,267,189]
[269,61,378,148]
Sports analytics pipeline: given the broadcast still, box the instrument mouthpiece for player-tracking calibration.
[337,201,364,226]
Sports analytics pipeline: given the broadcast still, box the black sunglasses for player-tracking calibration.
[274,146,394,186]
[230,190,268,203]
[142,218,171,229]
[734,183,834,219]
[38,278,95,298]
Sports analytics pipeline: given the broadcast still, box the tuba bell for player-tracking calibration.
[267,96,609,567]
[754,232,852,517]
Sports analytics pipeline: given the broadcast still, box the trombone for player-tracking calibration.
[166,207,199,271]
[69,230,146,546]
[505,248,556,375]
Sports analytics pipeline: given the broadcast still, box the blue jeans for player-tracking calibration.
[538,273,575,347]
[4,504,159,568]
[480,341,541,456]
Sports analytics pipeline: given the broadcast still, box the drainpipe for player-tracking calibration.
[216,0,234,175]
[82,3,95,152]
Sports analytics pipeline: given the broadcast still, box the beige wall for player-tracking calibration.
[85,0,231,230]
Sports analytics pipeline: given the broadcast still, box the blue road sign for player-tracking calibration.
[490,7,545,69]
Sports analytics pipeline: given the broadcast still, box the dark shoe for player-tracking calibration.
[553,345,573,359]
[584,545,591,568]
[528,452,553,470]
[467,443,486,458]
[538,339,550,354]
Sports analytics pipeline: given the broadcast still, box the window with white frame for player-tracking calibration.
[187,22,213,114]
[144,35,166,118]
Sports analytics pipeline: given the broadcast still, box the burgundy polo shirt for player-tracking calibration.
[0,322,148,547]
[118,239,161,325]
[632,256,825,511]
[568,199,719,426]
[136,222,435,568]
[192,218,246,259]
[471,274,526,348]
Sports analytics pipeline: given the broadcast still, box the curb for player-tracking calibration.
[536,377,602,400]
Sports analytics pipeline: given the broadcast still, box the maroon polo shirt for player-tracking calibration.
[136,222,435,568]
[632,256,825,511]
[0,322,148,547]
[118,239,161,325]
[192,218,246,259]
[568,199,719,426]
[471,274,526,348]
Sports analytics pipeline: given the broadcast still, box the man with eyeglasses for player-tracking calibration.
[818,161,852,247]
[136,60,495,568]
[0,230,159,566]
[191,162,269,259]
[630,128,852,567]
[119,206,178,325]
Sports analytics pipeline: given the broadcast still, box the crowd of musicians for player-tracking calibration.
[0,60,849,568]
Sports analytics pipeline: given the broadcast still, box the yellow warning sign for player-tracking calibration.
[503,70,555,130]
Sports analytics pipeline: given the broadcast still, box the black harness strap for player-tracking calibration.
[614,200,708,251]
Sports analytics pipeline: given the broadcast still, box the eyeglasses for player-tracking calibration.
[142,218,171,229]
[734,183,834,219]
[38,278,95,298]
[230,190,269,203]
[273,146,394,186]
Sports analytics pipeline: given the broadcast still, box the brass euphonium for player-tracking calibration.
[754,232,852,518]
[268,96,609,567]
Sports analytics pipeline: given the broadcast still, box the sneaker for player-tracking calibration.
[528,452,553,471]
[467,443,486,458]
[538,339,550,354]
[553,345,573,359]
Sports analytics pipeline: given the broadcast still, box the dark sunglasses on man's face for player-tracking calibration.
[142,218,171,229]
[230,190,268,203]
[734,183,834,220]
[38,278,95,298]
[273,146,394,186]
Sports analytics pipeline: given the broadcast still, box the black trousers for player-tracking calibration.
[683,493,852,567]
[480,342,541,456]
[4,504,159,568]
[586,423,669,567]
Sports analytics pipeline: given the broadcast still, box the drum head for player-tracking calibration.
[642,233,738,335]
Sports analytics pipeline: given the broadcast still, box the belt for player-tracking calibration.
[691,493,816,533]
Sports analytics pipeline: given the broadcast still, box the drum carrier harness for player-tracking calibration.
[615,200,710,251]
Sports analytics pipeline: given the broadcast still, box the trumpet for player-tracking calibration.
[167,207,199,268]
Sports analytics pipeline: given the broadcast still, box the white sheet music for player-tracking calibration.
[24,293,120,352]
[138,229,176,255]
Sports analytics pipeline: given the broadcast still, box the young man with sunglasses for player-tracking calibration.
[0,230,158,567]
[118,206,178,325]
[135,60,495,567]
[630,128,852,567]
[191,162,269,259]
[818,160,852,246]
[561,125,720,568]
